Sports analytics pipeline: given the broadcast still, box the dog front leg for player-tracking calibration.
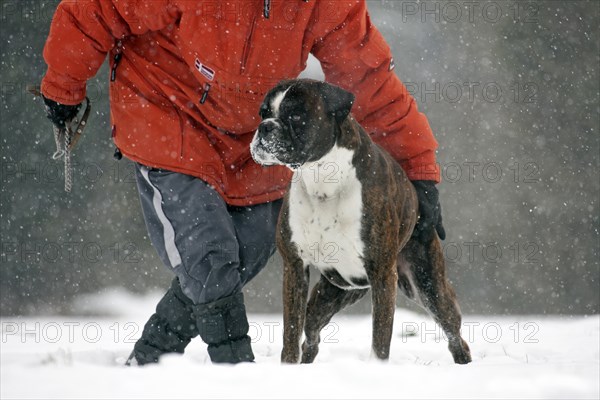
[281,258,309,364]
[371,267,398,360]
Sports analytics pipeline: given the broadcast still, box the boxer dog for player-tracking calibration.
[250,79,472,364]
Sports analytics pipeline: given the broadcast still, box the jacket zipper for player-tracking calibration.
[110,40,123,82]
[240,16,257,74]
[111,41,123,159]
[200,83,211,104]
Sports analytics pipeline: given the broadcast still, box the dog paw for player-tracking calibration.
[449,339,472,364]
[281,349,300,364]
[300,344,319,364]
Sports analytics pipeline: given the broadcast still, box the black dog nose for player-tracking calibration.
[259,120,278,135]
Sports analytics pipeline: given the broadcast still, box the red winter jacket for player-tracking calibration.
[42,0,440,206]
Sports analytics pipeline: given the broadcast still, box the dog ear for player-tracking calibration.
[318,82,355,124]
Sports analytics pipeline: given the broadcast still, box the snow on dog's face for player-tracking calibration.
[250,79,355,169]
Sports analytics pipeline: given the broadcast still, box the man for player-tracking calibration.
[41,0,445,365]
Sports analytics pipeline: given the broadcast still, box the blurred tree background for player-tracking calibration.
[1,0,598,316]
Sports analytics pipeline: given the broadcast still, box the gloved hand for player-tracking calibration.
[42,95,81,129]
[411,180,446,242]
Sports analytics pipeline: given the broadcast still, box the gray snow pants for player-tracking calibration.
[134,163,282,305]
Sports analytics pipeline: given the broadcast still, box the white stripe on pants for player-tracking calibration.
[139,166,183,268]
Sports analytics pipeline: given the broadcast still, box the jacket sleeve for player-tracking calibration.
[41,0,180,105]
[310,1,440,182]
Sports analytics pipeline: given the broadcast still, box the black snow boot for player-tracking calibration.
[192,292,255,363]
[126,278,198,366]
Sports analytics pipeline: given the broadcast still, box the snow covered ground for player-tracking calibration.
[1,289,598,399]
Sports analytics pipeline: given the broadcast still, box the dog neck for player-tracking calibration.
[293,142,357,202]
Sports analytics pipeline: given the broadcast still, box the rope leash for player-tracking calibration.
[51,124,74,192]
[27,85,91,192]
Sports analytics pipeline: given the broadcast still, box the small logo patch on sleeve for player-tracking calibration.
[195,58,215,81]
[389,58,395,71]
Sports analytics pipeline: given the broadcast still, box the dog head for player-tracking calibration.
[250,79,355,169]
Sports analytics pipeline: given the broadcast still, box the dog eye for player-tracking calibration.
[290,115,301,122]
[259,104,269,118]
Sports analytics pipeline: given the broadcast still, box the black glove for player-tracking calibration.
[411,180,446,242]
[42,96,81,128]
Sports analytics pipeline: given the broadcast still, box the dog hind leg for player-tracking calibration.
[401,238,472,364]
[301,275,368,363]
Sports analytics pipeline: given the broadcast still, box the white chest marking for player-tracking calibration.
[288,144,368,288]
